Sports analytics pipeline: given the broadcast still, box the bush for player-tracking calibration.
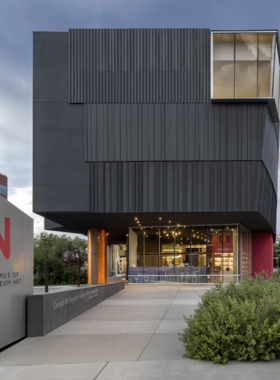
[178,275,280,364]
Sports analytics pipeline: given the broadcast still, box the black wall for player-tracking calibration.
[33,29,279,239]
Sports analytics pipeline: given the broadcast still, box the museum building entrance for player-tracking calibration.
[128,225,252,283]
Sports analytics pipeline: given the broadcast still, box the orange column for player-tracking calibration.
[88,228,106,284]
[87,228,92,284]
[97,229,106,284]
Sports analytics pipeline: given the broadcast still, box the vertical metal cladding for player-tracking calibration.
[84,103,278,194]
[66,28,278,234]
[262,107,279,191]
[258,164,277,231]
[69,28,210,104]
[90,161,276,227]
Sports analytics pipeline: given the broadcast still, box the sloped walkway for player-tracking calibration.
[0,284,279,379]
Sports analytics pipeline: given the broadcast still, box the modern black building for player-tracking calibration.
[33,29,279,283]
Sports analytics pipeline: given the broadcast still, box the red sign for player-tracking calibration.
[0,218,10,259]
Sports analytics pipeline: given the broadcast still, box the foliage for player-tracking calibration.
[62,248,87,267]
[272,267,280,281]
[274,233,280,267]
[178,275,280,364]
[34,232,87,286]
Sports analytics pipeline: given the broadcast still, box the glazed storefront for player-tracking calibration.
[128,225,252,283]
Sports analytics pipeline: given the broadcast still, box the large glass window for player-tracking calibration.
[239,226,252,277]
[212,32,280,108]
[174,226,192,272]
[222,226,238,283]
[144,227,159,282]
[190,226,207,283]
[128,228,144,282]
[207,226,223,282]
[159,226,176,282]
[128,224,251,283]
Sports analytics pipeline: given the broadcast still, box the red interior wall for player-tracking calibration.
[252,233,273,276]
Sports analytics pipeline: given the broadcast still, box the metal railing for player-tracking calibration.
[127,273,253,284]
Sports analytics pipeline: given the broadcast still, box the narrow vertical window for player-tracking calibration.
[257,33,274,97]
[273,44,280,110]
[235,33,258,98]
[213,34,234,98]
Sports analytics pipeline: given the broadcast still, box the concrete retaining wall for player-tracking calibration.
[27,282,125,337]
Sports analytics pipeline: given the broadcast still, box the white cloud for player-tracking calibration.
[8,186,86,240]
[8,186,44,235]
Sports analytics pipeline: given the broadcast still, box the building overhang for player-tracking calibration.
[42,211,276,244]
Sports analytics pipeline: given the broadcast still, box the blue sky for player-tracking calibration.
[0,0,280,234]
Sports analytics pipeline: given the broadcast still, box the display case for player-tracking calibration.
[214,253,234,273]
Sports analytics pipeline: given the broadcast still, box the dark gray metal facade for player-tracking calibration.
[33,29,279,241]
[69,29,210,104]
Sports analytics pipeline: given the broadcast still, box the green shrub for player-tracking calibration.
[273,268,280,281]
[178,275,280,364]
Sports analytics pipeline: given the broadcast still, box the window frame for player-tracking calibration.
[211,30,280,122]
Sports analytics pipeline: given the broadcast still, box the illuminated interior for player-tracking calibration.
[212,31,280,111]
[128,225,252,283]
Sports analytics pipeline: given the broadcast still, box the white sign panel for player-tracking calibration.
[0,196,33,349]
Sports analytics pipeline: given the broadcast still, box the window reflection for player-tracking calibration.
[144,227,159,281]
[128,228,144,282]
[239,226,252,277]
[190,226,207,283]
[128,225,252,283]
[235,34,257,98]
[207,226,223,282]
[212,31,280,109]
[258,34,274,97]
[273,44,280,110]
[159,227,176,281]
[213,34,234,98]
[222,226,238,283]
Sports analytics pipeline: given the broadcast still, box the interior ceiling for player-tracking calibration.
[41,211,275,244]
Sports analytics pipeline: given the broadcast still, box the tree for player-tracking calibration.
[33,232,88,285]
[274,233,280,268]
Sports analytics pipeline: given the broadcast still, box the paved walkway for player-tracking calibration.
[0,284,279,379]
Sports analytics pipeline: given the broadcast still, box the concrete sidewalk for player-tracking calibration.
[0,284,279,379]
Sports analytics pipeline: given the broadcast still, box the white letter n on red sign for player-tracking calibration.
[0,218,10,259]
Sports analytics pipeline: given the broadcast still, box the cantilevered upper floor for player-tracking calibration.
[33,29,280,241]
